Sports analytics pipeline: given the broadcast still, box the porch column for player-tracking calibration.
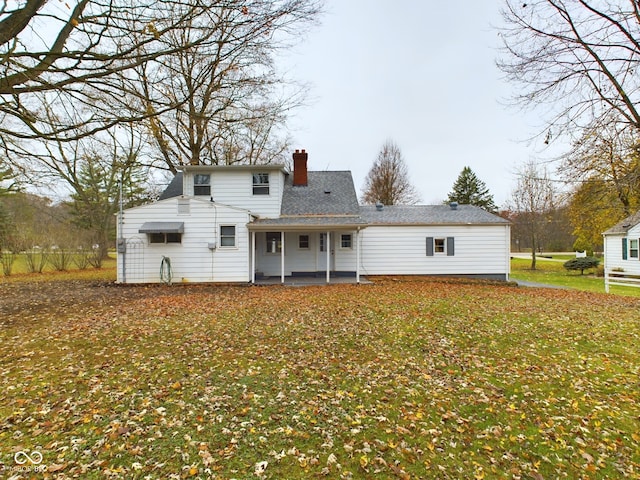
[326,230,331,283]
[280,230,285,284]
[251,231,256,284]
[355,228,360,284]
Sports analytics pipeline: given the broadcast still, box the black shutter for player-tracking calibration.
[447,237,455,256]
[426,237,434,256]
[622,238,628,260]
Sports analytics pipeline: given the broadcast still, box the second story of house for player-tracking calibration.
[159,150,360,220]
[161,162,295,219]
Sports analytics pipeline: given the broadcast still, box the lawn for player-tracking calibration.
[0,254,117,283]
[510,256,640,297]
[0,277,638,479]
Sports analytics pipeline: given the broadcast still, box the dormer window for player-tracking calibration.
[194,174,211,196]
[252,173,269,195]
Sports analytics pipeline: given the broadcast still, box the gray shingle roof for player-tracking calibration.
[360,204,510,225]
[603,210,640,235]
[250,215,367,229]
[281,171,360,216]
[159,173,183,200]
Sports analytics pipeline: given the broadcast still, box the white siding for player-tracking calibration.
[604,226,640,275]
[185,169,285,218]
[360,225,510,277]
[117,198,251,283]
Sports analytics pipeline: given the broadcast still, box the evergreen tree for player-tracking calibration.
[447,166,497,212]
[68,153,151,258]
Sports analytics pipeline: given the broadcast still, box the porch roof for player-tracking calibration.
[248,215,367,231]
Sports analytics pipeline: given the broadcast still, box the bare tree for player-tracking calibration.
[1,0,321,143]
[12,123,153,257]
[497,1,640,137]
[361,140,420,206]
[131,10,306,172]
[509,160,556,269]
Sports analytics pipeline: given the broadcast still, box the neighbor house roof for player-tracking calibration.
[360,204,510,225]
[603,210,640,235]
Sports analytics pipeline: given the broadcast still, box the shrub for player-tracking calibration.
[24,247,50,273]
[49,246,73,271]
[563,256,600,275]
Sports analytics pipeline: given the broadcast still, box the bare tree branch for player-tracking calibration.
[497,0,640,136]
[361,140,421,205]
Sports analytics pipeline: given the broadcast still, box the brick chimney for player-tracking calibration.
[292,149,308,186]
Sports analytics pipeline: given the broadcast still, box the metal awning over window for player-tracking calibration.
[139,222,184,234]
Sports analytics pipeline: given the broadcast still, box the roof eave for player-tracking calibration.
[177,164,289,174]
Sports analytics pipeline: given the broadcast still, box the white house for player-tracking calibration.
[602,211,640,291]
[116,150,511,283]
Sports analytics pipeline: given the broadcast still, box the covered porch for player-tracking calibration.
[248,217,368,284]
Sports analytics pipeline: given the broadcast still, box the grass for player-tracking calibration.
[510,255,640,297]
[1,277,639,479]
[0,254,117,283]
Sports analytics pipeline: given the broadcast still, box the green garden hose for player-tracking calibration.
[160,256,172,285]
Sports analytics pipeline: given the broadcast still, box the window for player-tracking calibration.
[252,173,269,195]
[426,237,454,256]
[149,232,182,244]
[299,235,309,249]
[266,232,281,253]
[194,174,211,196]
[320,233,327,252]
[220,225,236,247]
[340,234,352,249]
[630,239,639,258]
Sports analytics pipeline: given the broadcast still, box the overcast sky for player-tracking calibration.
[279,1,565,208]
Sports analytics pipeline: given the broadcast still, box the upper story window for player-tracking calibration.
[252,173,270,195]
[194,174,211,196]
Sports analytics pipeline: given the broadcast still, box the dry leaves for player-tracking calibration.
[0,278,638,478]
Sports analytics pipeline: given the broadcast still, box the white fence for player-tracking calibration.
[604,270,640,293]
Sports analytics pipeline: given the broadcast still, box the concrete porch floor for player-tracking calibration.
[253,276,372,286]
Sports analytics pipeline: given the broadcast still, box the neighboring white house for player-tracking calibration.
[116,150,511,283]
[603,211,640,272]
[602,211,640,291]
